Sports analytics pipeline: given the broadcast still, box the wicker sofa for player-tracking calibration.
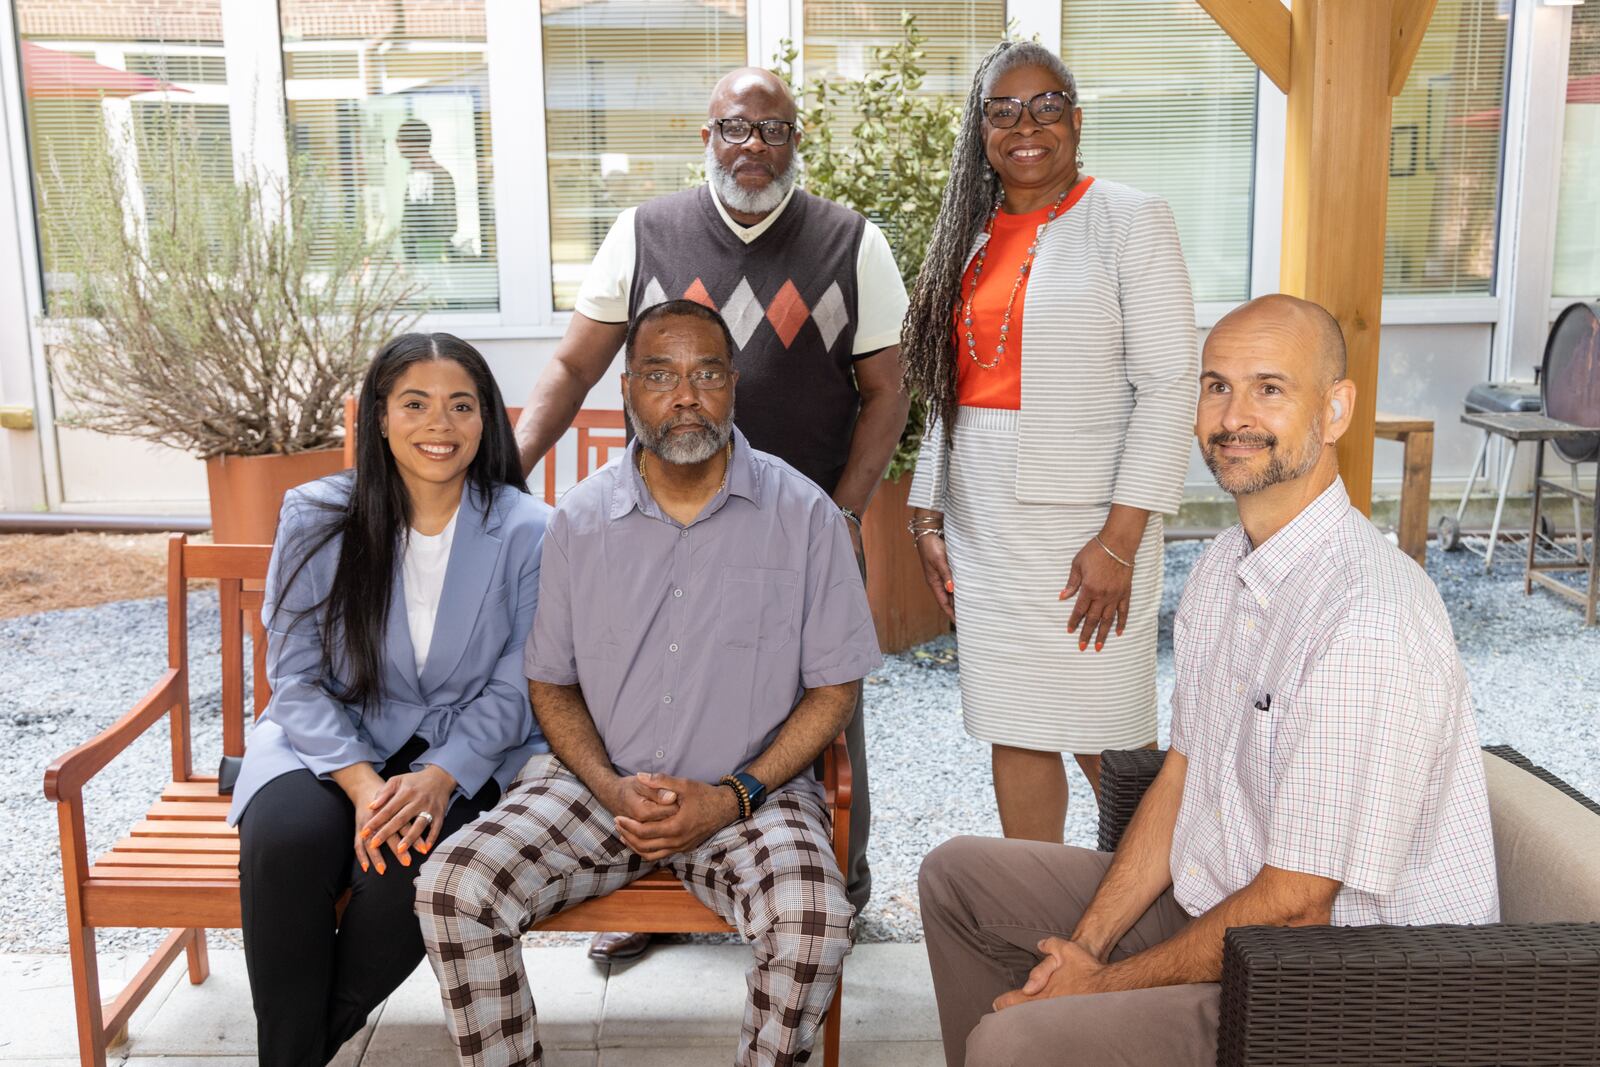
[1096,745,1600,1066]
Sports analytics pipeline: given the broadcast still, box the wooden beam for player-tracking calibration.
[1280,0,1400,515]
[1389,0,1438,96]
[1196,0,1293,94]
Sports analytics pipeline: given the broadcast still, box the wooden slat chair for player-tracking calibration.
[47,536,852,1066]
[45,537,271,1067]
[341,399,626,507]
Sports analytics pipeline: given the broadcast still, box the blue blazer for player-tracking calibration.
[227,473,552,824]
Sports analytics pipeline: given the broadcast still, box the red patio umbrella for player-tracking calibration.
[20,41,189,99]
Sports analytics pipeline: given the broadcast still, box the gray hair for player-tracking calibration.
[901,40,1080,435]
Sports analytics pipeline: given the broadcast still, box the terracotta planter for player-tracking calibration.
[861,473,951,654]
[204,448,346,544]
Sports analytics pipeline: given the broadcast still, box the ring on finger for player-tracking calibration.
[415,811,434,825]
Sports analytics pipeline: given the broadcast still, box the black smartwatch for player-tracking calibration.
[719,771,768,819]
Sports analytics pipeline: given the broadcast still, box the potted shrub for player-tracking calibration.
[41,112,423,542]
[778,15,959,651]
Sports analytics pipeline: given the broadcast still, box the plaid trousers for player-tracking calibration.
[415,754,854,1067]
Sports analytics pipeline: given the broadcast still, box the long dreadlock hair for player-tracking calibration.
[901,40,1080,437]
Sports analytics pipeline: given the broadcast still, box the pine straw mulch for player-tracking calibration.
[0,532,207,619]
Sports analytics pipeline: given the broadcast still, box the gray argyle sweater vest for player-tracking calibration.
[629,185,865,495]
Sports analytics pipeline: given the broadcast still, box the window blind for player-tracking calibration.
[1385,0,1510,297]
[281,0,498,312]
[542,0,747,312]
[1554,0,1600,299]
[802,1,1004,101]
[15,1,232,308]
[1061,0,1257,303]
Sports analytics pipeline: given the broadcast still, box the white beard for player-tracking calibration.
[705,144,802,216]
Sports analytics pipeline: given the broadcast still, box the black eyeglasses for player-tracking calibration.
[711,117,799,146]
[981,91,1074,129]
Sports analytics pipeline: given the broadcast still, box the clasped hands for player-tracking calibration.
[349,764,456,876]
[607,772,740,862]
[992,936,1108,1012]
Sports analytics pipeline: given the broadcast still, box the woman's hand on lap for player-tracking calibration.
[360,764,457,866]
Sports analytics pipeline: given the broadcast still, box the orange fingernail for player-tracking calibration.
[375,862,386,875]
[1095,642,1104,653]
[1079,641,1088,652]
[359,827,370,839]
[361,861,370,873]
[399,853,410,867]
[418,841,430,854]
[944,579,954,592]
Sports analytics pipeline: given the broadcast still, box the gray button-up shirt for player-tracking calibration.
[525,427,881,799]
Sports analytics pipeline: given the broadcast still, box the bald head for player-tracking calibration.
[708,67,796,122]
[1209,294,1347,385]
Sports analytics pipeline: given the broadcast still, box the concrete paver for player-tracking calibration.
[3,944,943,1063]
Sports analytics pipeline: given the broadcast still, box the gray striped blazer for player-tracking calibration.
[907,178,1199,515]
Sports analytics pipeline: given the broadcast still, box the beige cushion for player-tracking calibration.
[1483,751,1600,923]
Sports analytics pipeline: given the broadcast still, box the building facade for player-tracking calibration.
[0,0,1594,516]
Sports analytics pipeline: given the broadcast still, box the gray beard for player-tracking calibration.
[705,144,801,216]
[625,399,736,466]
[1202,415,1325,498]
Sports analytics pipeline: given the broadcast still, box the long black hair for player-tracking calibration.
[280,332,528,711]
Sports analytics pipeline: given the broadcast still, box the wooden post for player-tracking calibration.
[1201,0,1437,516]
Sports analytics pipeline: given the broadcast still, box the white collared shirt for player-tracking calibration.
[574,182,907,355]
[1168,478,1499,926]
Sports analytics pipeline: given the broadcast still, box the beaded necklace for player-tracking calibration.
[960,182,1075,370]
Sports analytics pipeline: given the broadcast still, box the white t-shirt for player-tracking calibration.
[574,183,909,356]
[402,506,460,674]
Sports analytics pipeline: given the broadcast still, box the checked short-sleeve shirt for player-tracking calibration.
[1168,478,1499,926]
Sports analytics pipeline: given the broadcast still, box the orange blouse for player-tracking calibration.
[954,177,1094,410]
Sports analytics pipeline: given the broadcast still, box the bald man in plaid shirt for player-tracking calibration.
[920,295,1499,1067]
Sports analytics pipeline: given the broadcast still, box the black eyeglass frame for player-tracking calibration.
[710,117,800,146]
[980,91,1076,129]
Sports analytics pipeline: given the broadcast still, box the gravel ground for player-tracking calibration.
[3,539,1596,953]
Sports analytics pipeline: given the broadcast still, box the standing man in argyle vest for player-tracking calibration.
[514,66,911,963]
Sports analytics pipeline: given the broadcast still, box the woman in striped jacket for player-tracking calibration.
[903,41,1199,842]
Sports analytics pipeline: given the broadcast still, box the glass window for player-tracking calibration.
[1554,1,1600,298]
[1385,0,1510,296]
[15,1,231,308]
[803,1,1004,100]
[281,0,499,311]
[542,1,747,312]
[1061,0,1257,303]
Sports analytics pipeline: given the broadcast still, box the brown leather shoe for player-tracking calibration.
[587,931,653,962]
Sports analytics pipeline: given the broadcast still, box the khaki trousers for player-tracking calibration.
[919,837,1219,1067]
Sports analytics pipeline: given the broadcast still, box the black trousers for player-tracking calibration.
[238,737,500,1067]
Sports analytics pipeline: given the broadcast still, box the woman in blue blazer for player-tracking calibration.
[227,333,551,1066]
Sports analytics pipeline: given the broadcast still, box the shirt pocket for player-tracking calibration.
[719,566,799,653]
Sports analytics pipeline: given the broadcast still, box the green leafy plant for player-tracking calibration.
[775,13,964,479]
[42,109,425,459]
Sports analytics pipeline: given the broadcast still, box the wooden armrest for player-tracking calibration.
[44,669,184,803]
[823,732,851,812]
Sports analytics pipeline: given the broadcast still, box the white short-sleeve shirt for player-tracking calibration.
[574,183,907,356]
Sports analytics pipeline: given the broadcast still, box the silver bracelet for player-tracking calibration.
[911,527,945,543]
[1094,534,1134,569]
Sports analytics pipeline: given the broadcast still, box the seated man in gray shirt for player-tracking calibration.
[416,299,882,1067]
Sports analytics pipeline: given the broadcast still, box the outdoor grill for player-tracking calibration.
[1446,303,1600,624]
[1543,302,1600,465]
